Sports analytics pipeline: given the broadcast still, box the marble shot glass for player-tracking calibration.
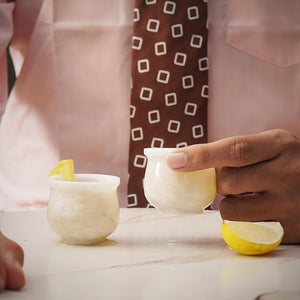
[144,148,216,214]
[48,174,120,245]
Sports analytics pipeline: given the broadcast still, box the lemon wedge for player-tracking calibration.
[48,159,74,181]
[221,220,284,255]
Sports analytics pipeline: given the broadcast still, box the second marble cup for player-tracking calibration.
[144,148,216,214]
[48,174,120,245]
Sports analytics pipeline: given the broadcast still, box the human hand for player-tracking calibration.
[0,231,25,291]
[166,129,300,244]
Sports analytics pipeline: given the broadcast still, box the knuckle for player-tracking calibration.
[295,163,300,179]
[271,128,288,137]
[219,199,228,217]
[7,239,25,262]
[273,129,299,150]
[274,131,300,186]
[197,148,210,165]
[189,144,210,168]
[287,134,300,152]
[290,163,300,192]
[228,136,250,163]
[219,197,237,220]
[216,167,236,194]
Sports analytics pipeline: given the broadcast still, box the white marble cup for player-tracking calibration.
[144,148,216,214]
[48,174,120,245]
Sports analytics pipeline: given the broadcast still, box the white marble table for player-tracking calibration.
[0,208,299,300]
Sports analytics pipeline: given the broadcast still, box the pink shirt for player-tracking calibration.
[0,0,299,210]
[208,0,300,141]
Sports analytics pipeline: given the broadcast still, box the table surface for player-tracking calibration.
[0,208,299,300]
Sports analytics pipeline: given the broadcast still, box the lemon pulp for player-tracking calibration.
[221,220,284,256]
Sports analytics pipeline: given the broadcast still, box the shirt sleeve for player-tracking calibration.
[0,1,15,118]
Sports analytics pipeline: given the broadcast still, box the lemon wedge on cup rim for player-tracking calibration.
[221,220,284,255]
[48,159,74,181]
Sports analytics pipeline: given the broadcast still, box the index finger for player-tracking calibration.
[167,129,286,171]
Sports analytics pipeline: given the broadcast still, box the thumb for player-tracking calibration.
[3,252,25,290]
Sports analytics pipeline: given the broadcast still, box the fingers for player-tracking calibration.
[167,129,287,171]
[219,193,279,223]
[3,252,25,290]
[0,232,25,291]
[216,161,275,195]
[0,260,5,291]
[220,193,300,244]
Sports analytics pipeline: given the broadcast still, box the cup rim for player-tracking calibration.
[48,173,120,187]
[144,147,177,157]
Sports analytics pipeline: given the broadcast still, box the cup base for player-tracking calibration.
[59,236,108,246]
[155,207,204,215]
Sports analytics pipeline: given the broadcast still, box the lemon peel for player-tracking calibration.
[221,220,284,256]
[48,159,74,181]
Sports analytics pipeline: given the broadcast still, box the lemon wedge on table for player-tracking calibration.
[48,159,74,181]
[221,220,284,256]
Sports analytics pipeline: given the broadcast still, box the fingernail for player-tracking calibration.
[167,152,187,169]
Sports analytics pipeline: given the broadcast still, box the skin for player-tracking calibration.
[0,232,25,291]
[167,129,300,244]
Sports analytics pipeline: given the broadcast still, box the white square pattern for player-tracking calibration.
[133,8,140,22]
[201,85,209,98]
[199,57,208,71]
[130,105,136,118]
[187,6,199,20]
[140,87,153,101]
[176,142,188,148]
[182,75,194,89]
[157,70,170,84]
[134,155,147,168]
[146,0,156,4]
[155,42,167,56]
[147,19,160,32]
[132,36,143,50]
[174,52,187,66]
[184,102,197,116]
[138,59,150,73]
[165,93,177,106]
[190,34,203,48]
[148,110,160,123]
[131,127,143,141]
[151,137,164,148]
[164,1,176,14]
[168,120,181,133]
[127,194,138,207]
[192,124,204,138]
[171,24,183,38]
